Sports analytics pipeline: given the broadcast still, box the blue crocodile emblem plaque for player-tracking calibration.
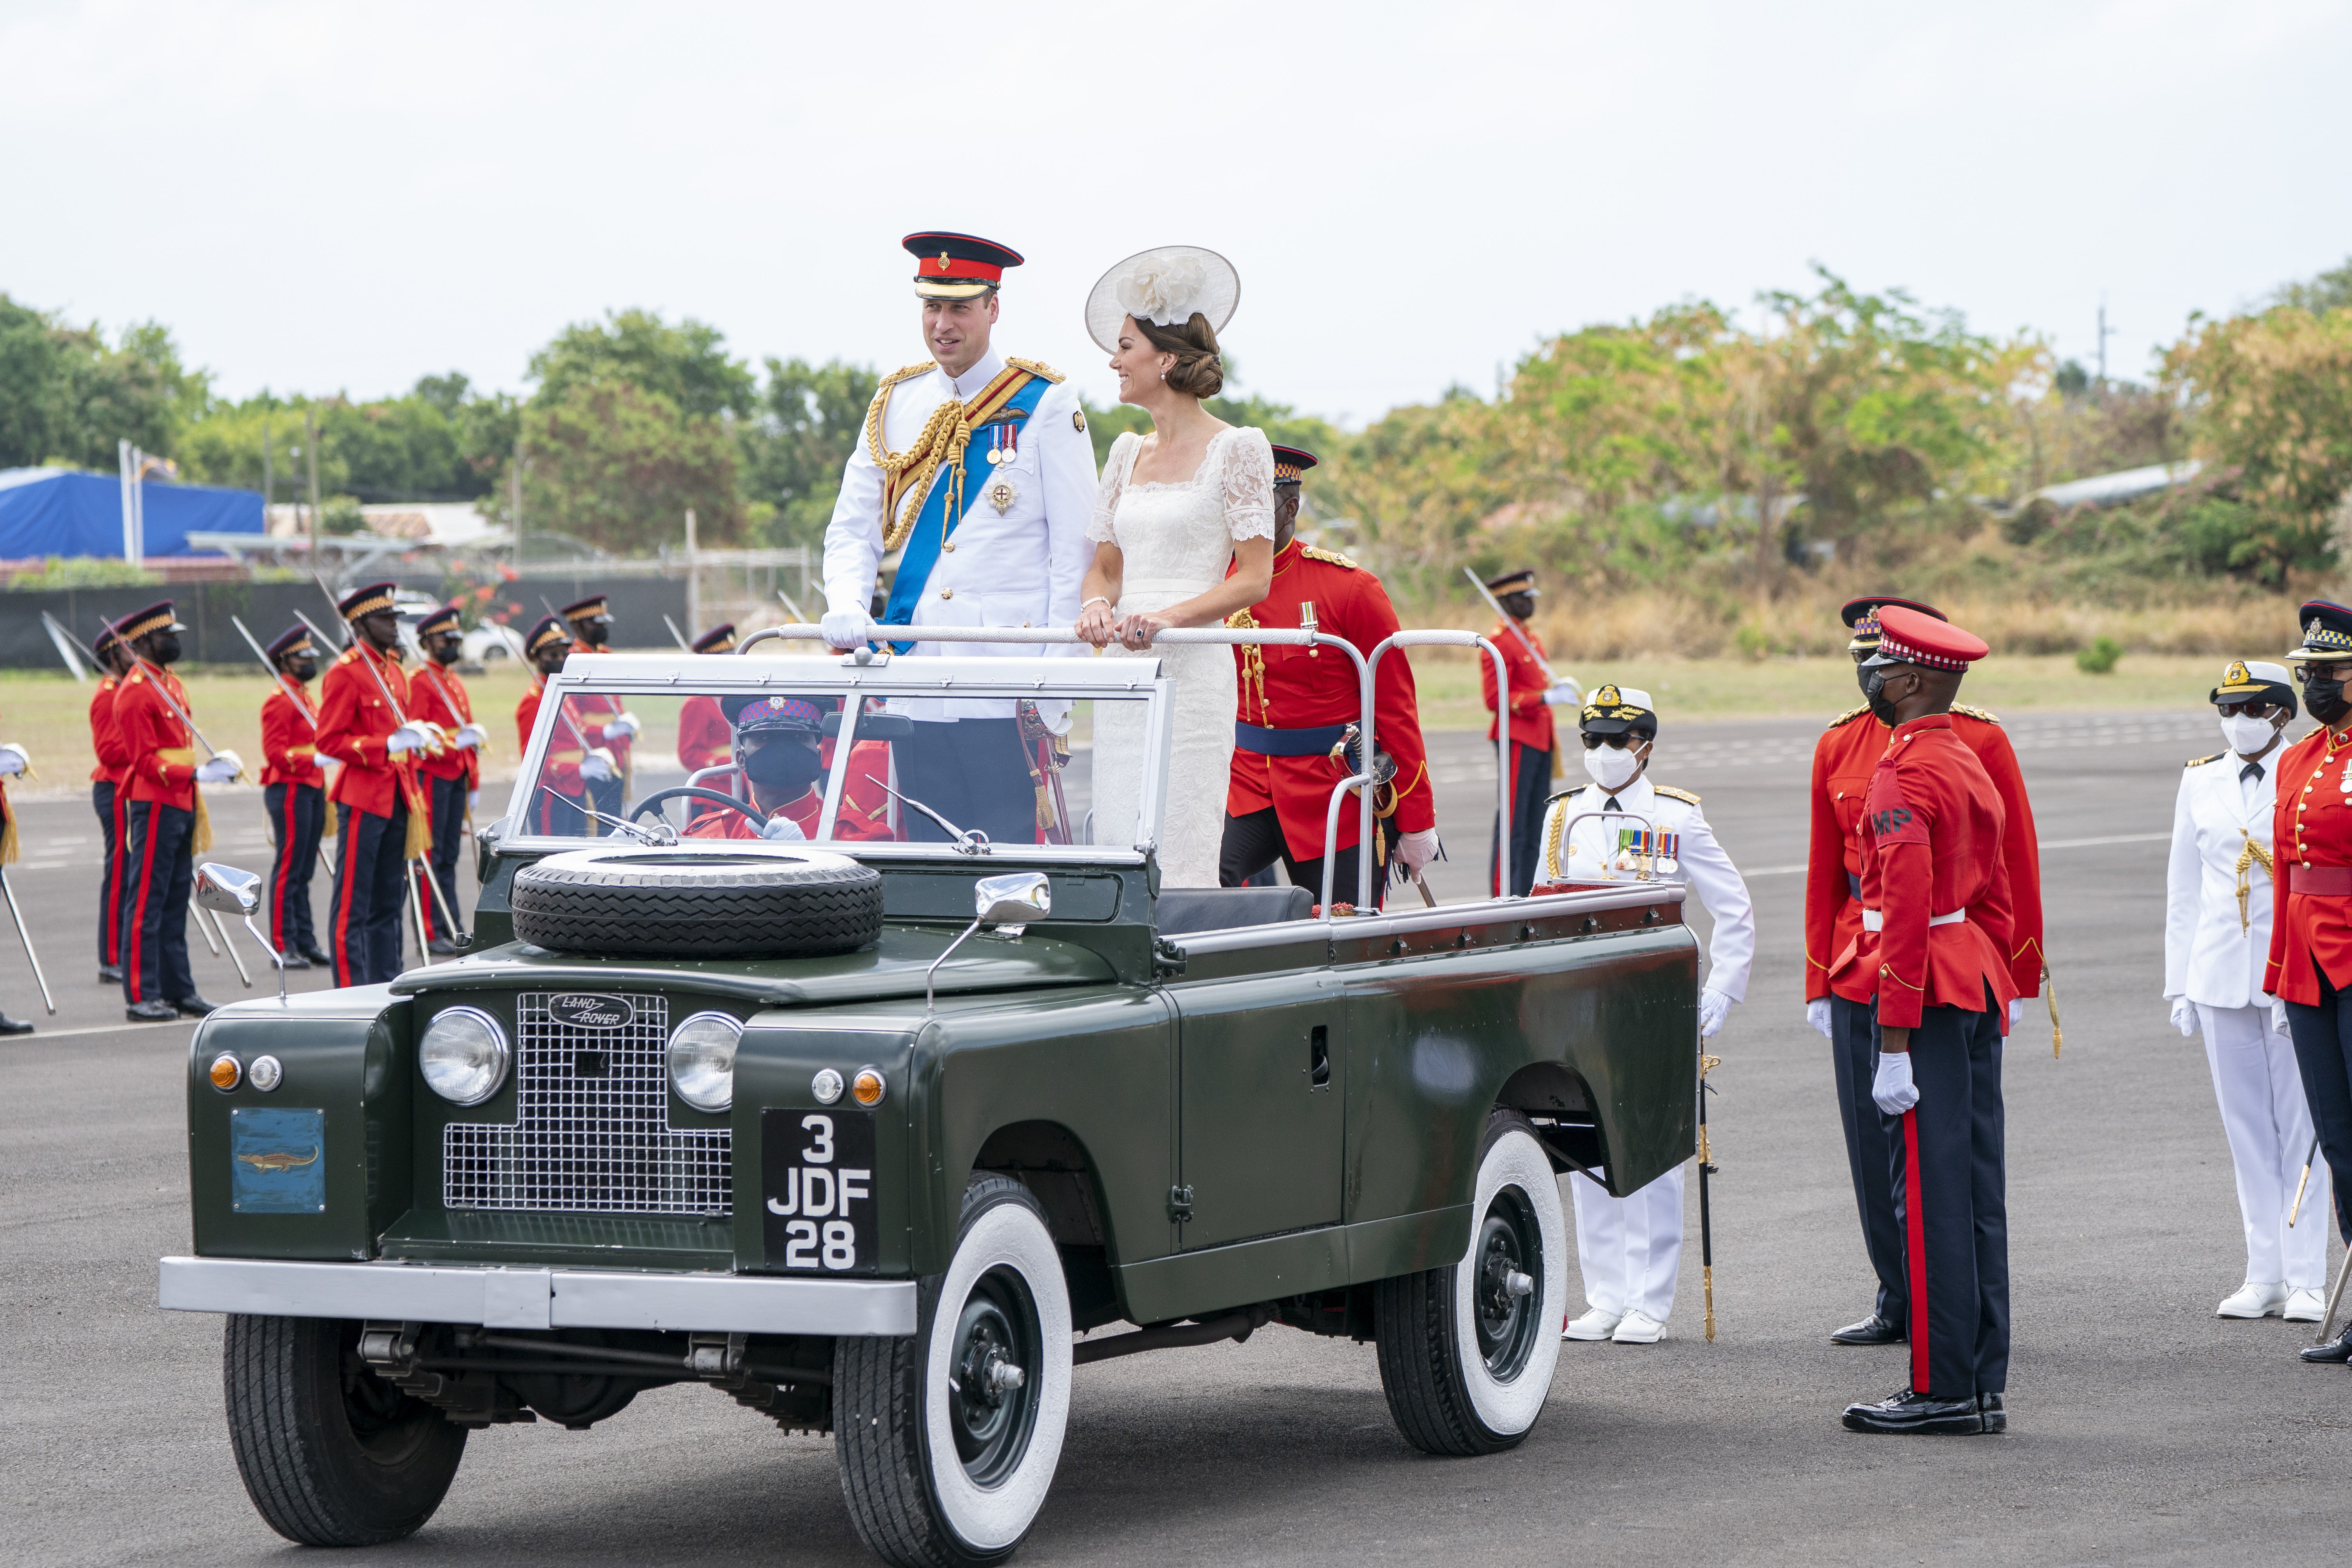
[230,1107,326,1213]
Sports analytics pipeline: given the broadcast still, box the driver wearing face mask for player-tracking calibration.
[1532,685,1755,1347]
[685,696,893,842]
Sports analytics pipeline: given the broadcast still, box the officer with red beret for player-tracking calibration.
[1832,605,2018,1436]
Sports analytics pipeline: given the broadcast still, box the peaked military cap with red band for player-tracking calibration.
[265,624,314,661]
[560,595,611,625]
[904,232,1024,300]
[721,693,830,732]
[339,582,398,622]
[93,625,122,656]
[1485,568,1538,598]
[114,600,184,641]
[1860,604,1989,671]
[1270,445,1319,485]
[692,623,737,654]
[413,603,461,638]
[524,616,572,657]
[1841,594,1947,652]
[2286,600,2352,663]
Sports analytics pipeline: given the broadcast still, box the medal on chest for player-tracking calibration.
[985,475,1019,515]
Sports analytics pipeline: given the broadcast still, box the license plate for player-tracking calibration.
[761,1108,877,1274]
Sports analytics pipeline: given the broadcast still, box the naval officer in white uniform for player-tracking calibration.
[821,231,1098,844]
[1535,685,1755,1343]
[2164,659,2327,1321]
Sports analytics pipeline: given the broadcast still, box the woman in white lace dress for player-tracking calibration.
[1076,247,1273,886]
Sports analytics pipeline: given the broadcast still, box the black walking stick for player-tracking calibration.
[1698,1051,1720,1343]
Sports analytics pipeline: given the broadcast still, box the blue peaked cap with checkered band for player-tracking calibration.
[2288,600,2352,664]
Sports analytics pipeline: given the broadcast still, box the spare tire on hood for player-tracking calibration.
[510,846,884,959]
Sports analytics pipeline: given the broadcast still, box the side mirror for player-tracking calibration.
[975,871,1051,934]
[195,862,262,917]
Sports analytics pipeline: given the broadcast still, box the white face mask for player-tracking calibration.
[1583,740,1645,791]
[2220,713,2278,757]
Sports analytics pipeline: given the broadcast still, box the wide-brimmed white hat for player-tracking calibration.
[1085,245,1241,352]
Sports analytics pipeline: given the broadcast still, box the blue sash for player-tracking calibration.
[880,375,1054,654]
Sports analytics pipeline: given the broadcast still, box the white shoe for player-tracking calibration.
[1563,1307,1623,1341]
[2285,1287,2327,1323]
[1611,1309,1665,1344]
[2217,1281,2289,1319]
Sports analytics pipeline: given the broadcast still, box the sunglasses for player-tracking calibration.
[1579,732,1653,751]
[2298,664,2348,684]
[2216,699,2281,718]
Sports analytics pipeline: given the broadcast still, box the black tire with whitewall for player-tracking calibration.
[222,1314,468,1546]
[509,845,883,960]
[1374,1109,1567,1456]
[836,1173,1073,1568]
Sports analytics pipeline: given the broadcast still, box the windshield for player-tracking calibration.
[503,653,1168,860]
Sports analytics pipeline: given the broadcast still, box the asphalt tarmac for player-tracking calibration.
[6,707,2347,1568]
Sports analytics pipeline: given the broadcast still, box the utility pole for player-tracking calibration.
[261,420,273,531]
[2096,294,2116,392]
[304,406,321,563]
[684,506,699,636]
[511,434,525,570]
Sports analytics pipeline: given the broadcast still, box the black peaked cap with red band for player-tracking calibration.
[905,232,1023,299]
[524,616,572,657]
[1861,604,1989,672]
[114,600,183,641]
[414,603,461,638]
[339,582,397,621]
[692,623,737,654]
[265,624,313,661]
[560,595,611,624]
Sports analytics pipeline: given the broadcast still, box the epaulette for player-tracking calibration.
[1826,703,1871,730]
[2185,753,2225,768]
[1006,357,1065,383]
[1543,785,1588,804]
[879,361,935,388]
[1302,544,1359,570]
[1653,785,1702,805]
[1951,702,2002,725]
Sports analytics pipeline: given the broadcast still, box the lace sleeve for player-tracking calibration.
[1221,426,1276,543]
[1088,433,1136,544]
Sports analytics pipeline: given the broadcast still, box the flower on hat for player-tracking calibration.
[1115,252,1207,327]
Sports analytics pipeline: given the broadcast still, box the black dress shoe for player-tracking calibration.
[299,946,331,967]
[98,964,122,984]
[1832,1312,1906,1346]
[276,950,312,971]
[426,936,469,956]
[125,1000,180,1022]
[169,995,218,1018]
[1979,1393,2006,1434]
[0,1013,33,1036]
[1842,1388,1986,1435]
[2300,1321,2352,1363]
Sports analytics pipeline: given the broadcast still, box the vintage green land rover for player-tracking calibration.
[160,632,1697,1568]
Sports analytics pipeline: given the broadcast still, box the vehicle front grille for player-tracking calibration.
[443,991,731,1216]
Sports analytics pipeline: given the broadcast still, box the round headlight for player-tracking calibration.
[419,1007,509,1106]
[669,1013,742,1112]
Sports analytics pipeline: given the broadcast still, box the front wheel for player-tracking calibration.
[837,1174,1073,1567]
[223,1314,468,1545]
[1374,1109,1568,1455]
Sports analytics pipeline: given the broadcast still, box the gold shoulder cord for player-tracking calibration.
[1225,608,1266,721]
[1544,802,1567,881]
[864,361,1058,553]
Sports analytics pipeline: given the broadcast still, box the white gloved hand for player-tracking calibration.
[1698,987,1733,1039]
[454,723,488,751]
[196,755,239,784]
[1871,1051,1920,1115]
[759,815,807,841]
[2169,996,2197,1038]
[603,712,640,741]
[821,608,871,651]
[2272,995,2292,1038]
[385,722,433,756]
[1807,997,1834,1039]
[468,790,481,813]
[0,743,26,777]
[1394,828,1441,875]
[2009,996,2027,1030]
[1541,682,1579,707]
[579,753,615,783]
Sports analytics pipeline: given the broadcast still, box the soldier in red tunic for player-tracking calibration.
[683,696,894,843]
[676,623,739,775]
[562,594,637,828]
[87,625,132,983]
[1805,595,2045,1348]
[1832,606,2017,1436]
[1220,445,1438,906]
[408,603,488,953]
[257,624,331,967]
[315,583,432,987]
[516,617,594,835]
[1481,570,1575,896]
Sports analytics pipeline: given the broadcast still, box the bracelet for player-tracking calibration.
[1080,596,1112,613]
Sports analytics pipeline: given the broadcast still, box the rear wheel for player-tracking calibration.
[223,1314,468,1546]
[837,1174,1073,1567]
[1374,1109,1567,1455]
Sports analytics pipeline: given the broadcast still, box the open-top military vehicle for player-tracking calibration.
[160,623,1699,1568]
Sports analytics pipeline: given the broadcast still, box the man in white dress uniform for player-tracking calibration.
[2164,659,2327,1322]
[1535,686,1755,1343]
[820,231,1098,844]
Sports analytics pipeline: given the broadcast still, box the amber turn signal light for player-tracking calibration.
[851,1067,886,1107]
[209,1053,242,1091]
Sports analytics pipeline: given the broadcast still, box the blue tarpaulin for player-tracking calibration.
[0,467,264,559]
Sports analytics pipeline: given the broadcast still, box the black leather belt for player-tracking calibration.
[1235,722,1348,757]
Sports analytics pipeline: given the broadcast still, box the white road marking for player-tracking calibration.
[7,1018,199,1041]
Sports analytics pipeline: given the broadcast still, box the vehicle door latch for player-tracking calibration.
[1167,1185,1194,1224]
[1152,937,1187,980]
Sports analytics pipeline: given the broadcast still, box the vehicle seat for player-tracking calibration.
[1153,886,1314,937]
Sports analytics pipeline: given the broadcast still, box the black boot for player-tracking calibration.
[97,964,122,984]
[1842,1388,1986,1435]
[1978,1393,2006,1434]
[2301,1321,2352,1363]
[1831,1312,1905,1346]
[169,995,219,1018]
[125,999,180,1022]
[298,945,331,966]
[0,1013,33,1036]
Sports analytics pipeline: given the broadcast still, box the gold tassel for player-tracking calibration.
[403,779,430,860]
[323,799,338,839]
[192,789,212,855]
[2045,962,2062,1059]
[0,792,16,866]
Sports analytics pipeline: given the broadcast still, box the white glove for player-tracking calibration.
[2272,995,2292,1038]
[2009,996,2027,1031]
[468,790,481,813]
[1871,1051,1920,1115]
[1807,997,1833,1039]
[385,722,433,756]
[1394,828,1440,875]
[1541,682,1579,706]
[579,753,615,783]
[2169,996,2197,1038]
[759,815,807,841]
[196,755,239,784]
[454,723,488,751]
[821,608,871,651]
[1697,987,1733,1039]
[603,712,640,741]
[0,743,26,777]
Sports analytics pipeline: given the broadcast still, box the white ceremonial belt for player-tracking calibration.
[1860,907,1965,932]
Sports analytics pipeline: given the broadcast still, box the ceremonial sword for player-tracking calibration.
[0,867,54,1014]
[36,611,95,682]
[662,614,694,651]
[105,625,251,963]
[1698,1050,1720,1343]
[1461,566,1575,697]
[2292,1134,2321,1228]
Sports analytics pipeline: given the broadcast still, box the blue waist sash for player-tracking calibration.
[880,375,1054,654]
[1235,721,1349,757]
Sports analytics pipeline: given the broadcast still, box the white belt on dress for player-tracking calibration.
[1861,907,1965,931]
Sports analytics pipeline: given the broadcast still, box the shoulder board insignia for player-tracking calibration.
[1006,357,1065,383]
[1072,409,1087,433]
[1543,785,1588,803]
[879,361,935,389]
[1301,545,1359,570]
[1827,703,1872,729]
[1653,785,1702,805]
[2185,753,2225,768]
[1951,702,2003,725]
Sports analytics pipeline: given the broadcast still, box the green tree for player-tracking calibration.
[519,380,745,552]
[2272,256,2352,316]
[529,309,755,420]
[741,357,880,549]
[0,294,204,470]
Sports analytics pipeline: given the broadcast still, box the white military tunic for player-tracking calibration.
[1538,774,1755,1327]
[2164,745,2325,1289]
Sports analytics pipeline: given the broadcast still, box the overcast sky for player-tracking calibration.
[4,0,2347,427]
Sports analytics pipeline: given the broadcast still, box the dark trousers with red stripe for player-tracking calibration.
[2281,964,2352,1243]
[263,782,325,955]
[1833,995,1910,1326]
[92,780,122,967]
[423,772,468,940]
[1882,990,2009,1399]
[119,799,196,1005]
[1490,741,1550,897]
[331,797,411,987]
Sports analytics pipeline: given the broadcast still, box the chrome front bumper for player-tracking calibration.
[158,1256,916,1336]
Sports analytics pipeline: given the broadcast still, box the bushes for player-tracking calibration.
[2075,636,2124,674]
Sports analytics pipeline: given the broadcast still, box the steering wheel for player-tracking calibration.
[630,786,768,830]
